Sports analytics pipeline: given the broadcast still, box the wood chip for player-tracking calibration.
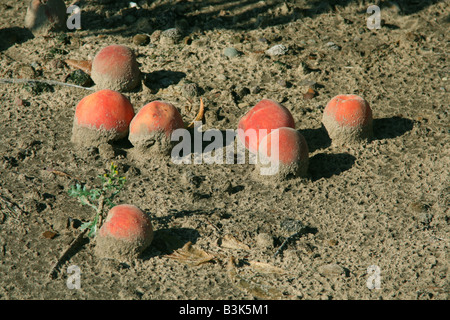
[42,231,57,239]
[187,98,205,128]
[227,257,288,300]
[219,234,250,251]
[302,87,317,100]
[64,59,92,75]
[248,261,287,275]
[165,241,215,266]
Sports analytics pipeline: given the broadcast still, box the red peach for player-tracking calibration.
[95,204,154,260]
[71,89,135,146]
[128,101,184,154]
[91,45,141,92]
[322,94,373,145]
[237,99,295,154]
[257,127,309,180]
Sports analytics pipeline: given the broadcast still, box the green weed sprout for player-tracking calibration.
[68,162,126,237]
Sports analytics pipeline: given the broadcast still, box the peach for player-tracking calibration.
[24,0,66,36]
[71,89,135,146]
[256,127,309,180]
[128,101,185,155]
[91,45,141,92]
[237,99,295,154]
[322,94,373,145]
[95,204,154,260]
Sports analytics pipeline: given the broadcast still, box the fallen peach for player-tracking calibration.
[91,45,141,92]
[24,0,66,36]
[257,127,309,180]
[128,101,184,155]
[237,99,295,154]
[322,94,373,145]
[95,204,154,260]
[71,89,135,146]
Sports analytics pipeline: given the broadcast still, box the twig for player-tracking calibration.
[187,98,205,128]
[0,78,95,90]
[0,194,25,221]
[48,195,105,279]
[46,168,82,181]
[48,228,88,279]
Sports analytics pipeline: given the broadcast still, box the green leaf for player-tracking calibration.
[80,220,93,231]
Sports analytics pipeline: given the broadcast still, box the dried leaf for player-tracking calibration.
[165,241,215,266]
[302,87,316,100]
[248,261,287,275]
[64,59,92,75]
[187,98,205,128]
[227,257,289,300]
[219,234,250,251]
[42,231,57,239]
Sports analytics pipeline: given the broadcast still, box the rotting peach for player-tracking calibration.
[91,44,141,92]
[237,99,295,154]
[128,101,185,155]
[95,204,154,260]
[322,94,373,145]
[71,89,135,146]
[256,127,309,180]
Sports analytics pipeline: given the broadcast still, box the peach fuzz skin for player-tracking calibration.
[129,101,184,138]
[323,95,372,128]
[91,44,141,91]
[74,89,135,132]
[237,99,295,153]
[258,127,309,165]
[99,204,153,241]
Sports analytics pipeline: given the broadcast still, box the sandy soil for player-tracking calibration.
[0,0,449,300]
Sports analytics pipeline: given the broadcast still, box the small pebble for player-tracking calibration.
[133,34,150,46]
[318,263,347,277]
[277,79,287,87]
[250,85,261,94]
[15,98,25,106]
[223,47,239,58]
[160,28,182,44]
[181,82,199,98]
[265,44,288,56]
[326,41,341,50]
[255,233,274,248]
[257,37,268,43]
[216,74,227,81]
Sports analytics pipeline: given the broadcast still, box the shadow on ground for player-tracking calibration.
[373,116,414,140]
[70,0,444,35]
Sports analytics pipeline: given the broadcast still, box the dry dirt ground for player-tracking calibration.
[0,0,449,300]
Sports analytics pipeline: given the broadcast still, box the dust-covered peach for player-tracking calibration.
[322,94,373,145]
[91,45,141,92]
[95,204,154,260]
[24,0,66,36]
[237,99,295,154]
[256,127,309,180]
[71,89,135,146]
[128,101,184,155]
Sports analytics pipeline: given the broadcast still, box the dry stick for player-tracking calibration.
[48,195,105,279]
[0,78,95,91]
[0,194,25,221]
